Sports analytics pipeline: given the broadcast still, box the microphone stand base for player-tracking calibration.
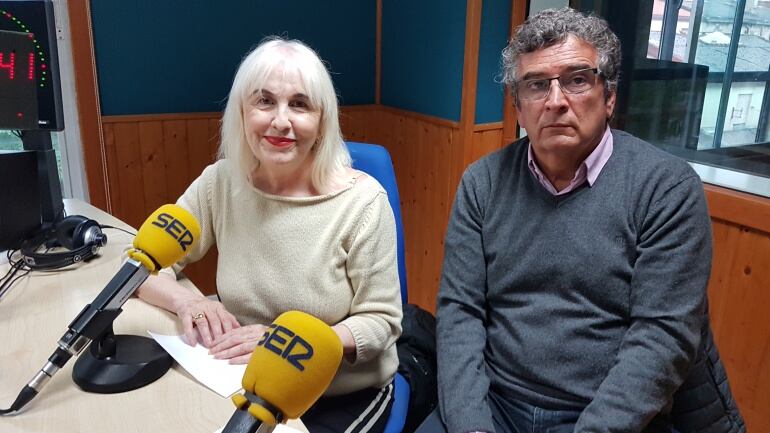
[72,334,172,393]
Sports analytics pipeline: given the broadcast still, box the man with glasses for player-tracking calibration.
[433,7,742,433]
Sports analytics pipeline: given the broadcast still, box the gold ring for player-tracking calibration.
[192,312,205,321]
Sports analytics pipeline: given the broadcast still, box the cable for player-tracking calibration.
[0,250,30,301]
[0,265,23,300]
[0,247,39,414]
[0,386,38,415]
[0,251,18,281]
[100,225,136,237]
[0,266,31,299]
[0,346,73,415]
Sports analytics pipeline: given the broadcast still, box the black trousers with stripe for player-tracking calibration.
[302,380,394,433]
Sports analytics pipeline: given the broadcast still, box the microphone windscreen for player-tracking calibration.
[235,311,343,423]
[129,204,201,271]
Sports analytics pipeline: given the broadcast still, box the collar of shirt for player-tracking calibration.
[527,126,614,196]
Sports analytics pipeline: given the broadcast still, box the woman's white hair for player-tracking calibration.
[219,37,350,192]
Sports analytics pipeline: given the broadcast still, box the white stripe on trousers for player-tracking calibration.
[343,381,395,433]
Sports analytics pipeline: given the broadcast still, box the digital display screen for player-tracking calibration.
[0,29,37,129]
[0,0,63,130]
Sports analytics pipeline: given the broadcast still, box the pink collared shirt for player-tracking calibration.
[527,126,614,195]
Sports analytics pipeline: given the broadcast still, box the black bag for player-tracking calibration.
[397,304,438,433]
[671,323,745,433]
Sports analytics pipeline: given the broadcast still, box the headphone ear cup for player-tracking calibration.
[76,219,104,248]
[56,215,90,250]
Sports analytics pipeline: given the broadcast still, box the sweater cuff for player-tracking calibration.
[339,317,383,365]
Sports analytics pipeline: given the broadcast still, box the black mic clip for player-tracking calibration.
[244,391,283,424]
[221,391,283,433]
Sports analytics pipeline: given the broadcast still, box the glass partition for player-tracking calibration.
[574,0,770,195]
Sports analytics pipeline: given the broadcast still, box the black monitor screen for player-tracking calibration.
[613,57,709,150]
[0,29,37,129]
[0,0,63,131]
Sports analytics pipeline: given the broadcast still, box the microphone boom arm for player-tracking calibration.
[1,258,151,415]
[60,259,149,352]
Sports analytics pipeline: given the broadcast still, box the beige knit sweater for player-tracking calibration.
[163,159,402,395]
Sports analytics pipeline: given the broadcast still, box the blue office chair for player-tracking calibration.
[347,142,410,433]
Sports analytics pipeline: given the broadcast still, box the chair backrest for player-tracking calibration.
[346,142,407,303]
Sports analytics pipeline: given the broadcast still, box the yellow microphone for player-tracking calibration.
[222,311,343,432]
[128,204,201,272]
[1,204,200,415]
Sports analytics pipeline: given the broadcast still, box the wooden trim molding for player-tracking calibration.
[501,0,528,145]
[459,0,483,169]
[704,184,770,234]
[102,112,222,123]
[474,121,503,132]
[378,105,460,129]
[102,106,382,125]
[340,104,382,113]
[67,0,109,211]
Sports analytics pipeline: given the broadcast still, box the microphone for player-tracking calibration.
[0,204,200,415]
[222,311,343,433]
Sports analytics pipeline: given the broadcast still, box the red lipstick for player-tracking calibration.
[265,136,296,147]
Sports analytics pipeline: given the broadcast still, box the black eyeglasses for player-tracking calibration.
[516,68,602,101]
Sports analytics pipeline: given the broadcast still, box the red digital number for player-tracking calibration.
[0,51,15,79]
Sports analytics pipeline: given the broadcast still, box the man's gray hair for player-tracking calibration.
[502,7,621,103]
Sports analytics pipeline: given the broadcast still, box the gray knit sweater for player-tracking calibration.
[437,130,712,433]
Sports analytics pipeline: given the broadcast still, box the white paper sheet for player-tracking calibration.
[148,331,247,398]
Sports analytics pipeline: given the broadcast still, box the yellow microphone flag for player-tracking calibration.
[232,311,343,424]
[128,204,201,272]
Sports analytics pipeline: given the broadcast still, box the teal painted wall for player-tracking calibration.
[475,0,512,124]
[90,1,376,115]
[381,0,466,121]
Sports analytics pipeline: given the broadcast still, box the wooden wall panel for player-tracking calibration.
[705,188,770,433]
[138,121,168,215]
[163,120,191,200]
[470,127,504,165]
[341,106,461,311]
[111,122,145,228]
[102,124,120,220]
[102,114,221,295]
[186,119,215,179]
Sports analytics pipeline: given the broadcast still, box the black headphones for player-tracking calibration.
[20,215,108,270]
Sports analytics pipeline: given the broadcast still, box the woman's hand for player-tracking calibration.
[175,297,241,348]
[209,324,268,364]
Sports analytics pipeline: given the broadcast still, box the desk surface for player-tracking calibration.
[0,200,304,433]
